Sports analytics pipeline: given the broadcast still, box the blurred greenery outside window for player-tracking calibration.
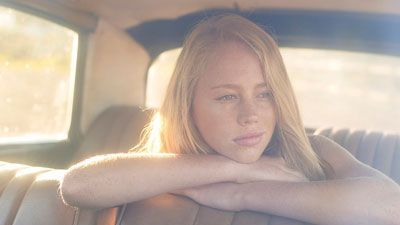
[0,6,78,144]
[147,48,400,133]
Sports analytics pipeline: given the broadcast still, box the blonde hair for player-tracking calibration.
[134,14,330,181]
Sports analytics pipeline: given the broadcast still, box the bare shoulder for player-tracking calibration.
[307,134,385,179]
[308,134,348,156]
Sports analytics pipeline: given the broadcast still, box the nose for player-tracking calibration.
[237,99,258,126]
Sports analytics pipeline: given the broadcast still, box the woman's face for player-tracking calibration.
[192,41,276,163]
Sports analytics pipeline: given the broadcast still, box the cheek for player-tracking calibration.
[262,106,277,139]
[265,106,276,126]
[193,99,235,147]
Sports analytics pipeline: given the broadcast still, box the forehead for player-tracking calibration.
[198,41,266,86]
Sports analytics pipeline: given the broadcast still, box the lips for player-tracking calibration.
[233,131,265,147]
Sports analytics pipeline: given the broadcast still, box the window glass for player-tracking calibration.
[147,47,400,133]
[0,6,79,144]
[281,48,400,133]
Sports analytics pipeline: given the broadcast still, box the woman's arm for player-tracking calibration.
[175,135,400,225]
[240,176,399,225]
[60,153,239,209]
[60,152,305,209]
[173,177,399,225]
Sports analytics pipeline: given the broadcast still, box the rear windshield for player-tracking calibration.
[146,47,400,133]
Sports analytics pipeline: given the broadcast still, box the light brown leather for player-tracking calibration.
[0,164,28,195]
[72,105,152,164]
[0,162,116,225]
[121,194,310,225]
[0,167,49,225]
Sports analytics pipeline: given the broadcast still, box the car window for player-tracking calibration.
[147,47,400,133]
[0,6,79,145]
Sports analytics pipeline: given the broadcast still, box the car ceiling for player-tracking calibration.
[57,0,400,28]
[6,0,400,58]
[127,9,400,58]
[54,0,400,58]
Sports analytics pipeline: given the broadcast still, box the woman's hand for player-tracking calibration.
[237,156,309,183]
[170,156,309,212]
[170,182,244,211]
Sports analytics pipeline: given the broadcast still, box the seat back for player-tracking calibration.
[120,194,310,225]
[0,162,115,225]
[72,105,152,164]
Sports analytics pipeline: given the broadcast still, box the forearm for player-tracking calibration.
[240,177,400,225]
[60,153,238,209]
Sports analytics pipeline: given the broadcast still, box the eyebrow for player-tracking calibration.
[210,83,268,90]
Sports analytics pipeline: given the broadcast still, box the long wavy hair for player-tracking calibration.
[133,14,331,181]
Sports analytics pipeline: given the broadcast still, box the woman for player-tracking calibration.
[60,14,400,225]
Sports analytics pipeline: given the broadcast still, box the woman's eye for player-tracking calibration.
[257,92,272,98]
[216,95,238,101]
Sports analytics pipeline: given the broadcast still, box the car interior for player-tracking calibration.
[0,0,399,225]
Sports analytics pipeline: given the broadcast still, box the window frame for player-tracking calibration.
[0,2,89,157]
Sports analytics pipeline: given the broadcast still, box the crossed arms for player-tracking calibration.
[60,135,400,225]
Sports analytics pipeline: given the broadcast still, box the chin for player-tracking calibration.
[231,151,262,164]
[214,145,263,164]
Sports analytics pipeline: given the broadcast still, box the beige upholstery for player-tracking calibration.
[79,21,150,133]
[72,105,152,164]
[0,167,49,225]
[0,164,28,195]
[0,162,116,225]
